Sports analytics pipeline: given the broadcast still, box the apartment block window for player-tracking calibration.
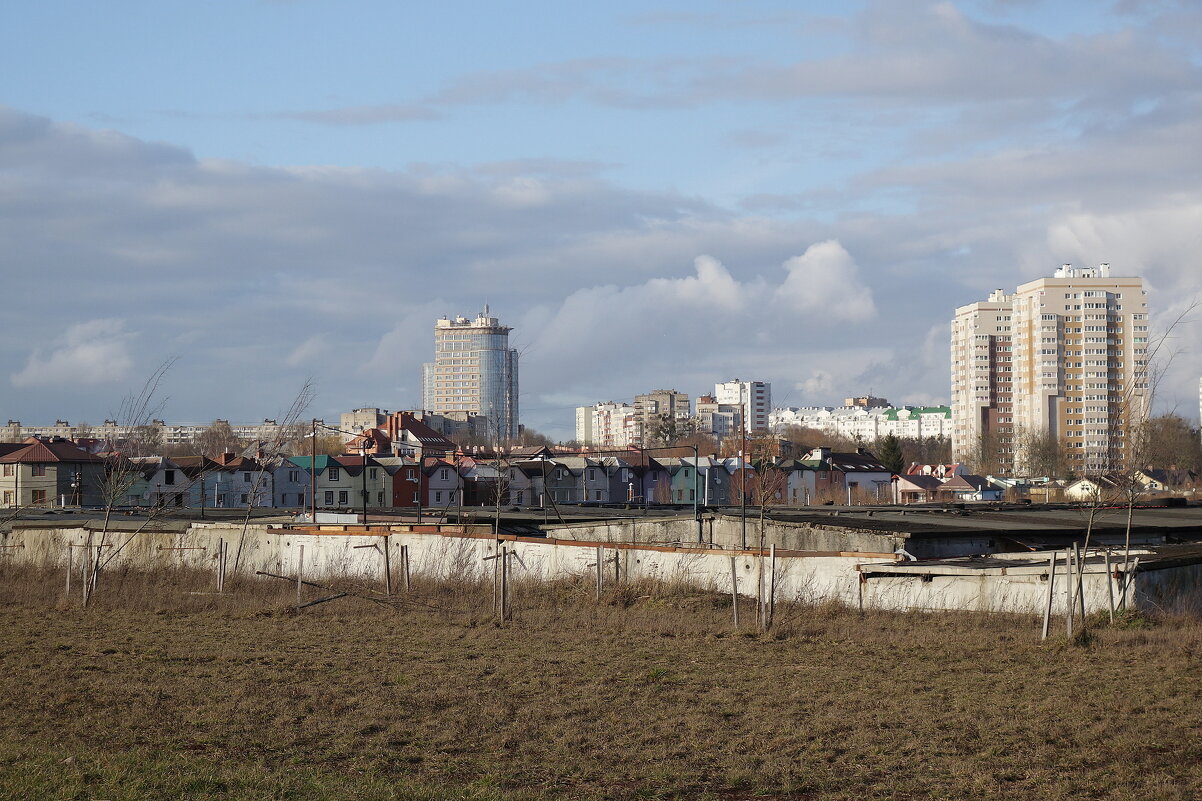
[324,491,334,505]
[31,465,47,477]
[329,468,340,482]
[338,491,349,505]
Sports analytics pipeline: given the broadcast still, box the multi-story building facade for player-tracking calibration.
[953,264,1149,473]
[575,402,639,449]
[715,379,771,432]
[695,395,742,438]
[633,389,691,445]
[770,405,952,441]
[421,308,520,442]
[951,289,1015,467]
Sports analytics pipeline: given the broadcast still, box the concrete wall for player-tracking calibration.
[0,522,1168,617]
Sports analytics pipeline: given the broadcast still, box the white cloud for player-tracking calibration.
[11,319,134,388]
[775,240,877,321]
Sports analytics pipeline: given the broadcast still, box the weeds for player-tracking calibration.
[3,565,1202,800]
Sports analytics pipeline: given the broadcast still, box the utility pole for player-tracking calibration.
[741,382,748,550]
[309,418,317,524]
[360,443,369,524]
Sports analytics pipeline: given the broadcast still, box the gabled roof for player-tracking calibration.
[940,474,995,492]
[0,438,105,464]
[396,418,456,450]
[172,455,222,478]
[894,474,944,491]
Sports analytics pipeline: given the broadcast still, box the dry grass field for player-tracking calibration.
[2,565,1202,800]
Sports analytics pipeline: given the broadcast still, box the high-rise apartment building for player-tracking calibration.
[714,379,771,432]
[951,289,1015,466]
[421,308,519,442]
[952,265,1149,474]
[633,389,691,445]
[575,402,639,449]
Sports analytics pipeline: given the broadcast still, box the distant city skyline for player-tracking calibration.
[3,2,1201,440]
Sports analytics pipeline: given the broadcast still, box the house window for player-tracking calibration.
[2,491,11,504]
[595,490,602,501]
[435,491,442,504]
[689,489,695,501]
[589,469,596,480]
[369,468,378,480]
[338,491,348,505]
[1,465,11,477]
[243,472,251,482]
[324,491,334,505]
[440,468,449,480]
[377,492,384,504]
[164,470,175,485]
[31,465,47,477]
[31,489,47,505]
[241,493,249,504]
[289,470,299,482]
[329,468,340,482]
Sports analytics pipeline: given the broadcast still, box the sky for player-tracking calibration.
[2,0,1202,440]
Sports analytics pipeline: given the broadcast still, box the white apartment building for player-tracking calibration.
[953,264,1149,473]
[575,402,640,449]
[770,406,952,441]
[951,289,1015,465]
[695,395,742,438]
[421,308,520,441]
[714,379,771,432]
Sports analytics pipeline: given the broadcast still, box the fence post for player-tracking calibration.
[1104,548,1114,622]
[595,545,603,602]
[1040,552,1057,640]
[382,534,392,596]
[729,556,739,629]
[768,544,777,631]
[216,538,224,593]
[401,544,410,592]
[1065,547,1075,637]
[296,543,304,608]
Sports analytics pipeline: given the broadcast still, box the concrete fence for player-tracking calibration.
[0,522,1159,616]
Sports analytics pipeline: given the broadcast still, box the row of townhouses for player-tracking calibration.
[0,432,904,510]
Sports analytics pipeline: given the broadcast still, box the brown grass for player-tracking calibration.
[2,563,1202,800]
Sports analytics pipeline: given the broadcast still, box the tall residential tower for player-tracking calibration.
[952,265,1150,474]
[421,309,519,442]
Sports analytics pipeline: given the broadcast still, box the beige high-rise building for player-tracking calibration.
[952,264,1150,474]
[421,309,520,441]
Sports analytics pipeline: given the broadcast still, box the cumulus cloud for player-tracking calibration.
[11,319,135,388]
[774,241,877,321]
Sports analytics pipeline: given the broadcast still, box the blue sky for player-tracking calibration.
[2,0,1202,438]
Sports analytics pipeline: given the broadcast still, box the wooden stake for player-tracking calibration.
[500,548,510,622]
[1040,552,1057,641]
[595,545,603,602]
[401,544,410,592]
[65,543,73,597]
[1076,544,1087,621]
[296,544,304,608]
[729,556,739,629]
[216,538,224,593]
[382,534,392,597]
[768,544,777,631]
[1066,547,1075,638]
[1104,548,1115,622]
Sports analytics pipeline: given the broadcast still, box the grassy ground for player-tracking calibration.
[2,566,1202,800]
